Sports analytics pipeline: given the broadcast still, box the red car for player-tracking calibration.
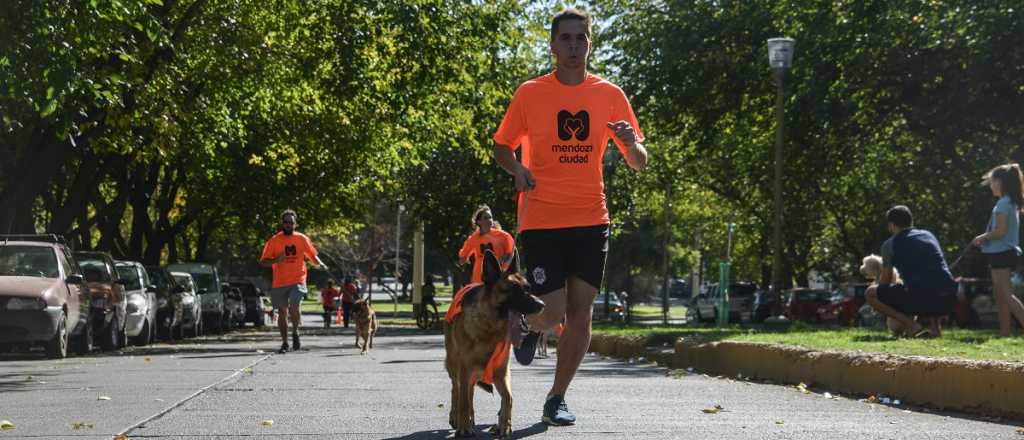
[785,288,832,323]
[818,283,869,326]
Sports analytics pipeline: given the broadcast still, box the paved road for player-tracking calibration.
[0,315,1020,439]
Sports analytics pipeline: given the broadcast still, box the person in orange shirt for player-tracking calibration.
[259,209,328,354]
[458,205,515,284]
[492,8,647,427]
[320,279,341,329]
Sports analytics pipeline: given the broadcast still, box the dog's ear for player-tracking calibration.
[507,248,520,275]
[482,249,501,286]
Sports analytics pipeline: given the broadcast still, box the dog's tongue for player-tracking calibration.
[508,312,526,346]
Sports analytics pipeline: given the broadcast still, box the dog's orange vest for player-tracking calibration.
[446,283,510,387]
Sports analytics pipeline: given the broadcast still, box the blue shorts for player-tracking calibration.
[270,283,307,309]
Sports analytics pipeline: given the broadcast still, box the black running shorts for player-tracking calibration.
[520,224,609,296]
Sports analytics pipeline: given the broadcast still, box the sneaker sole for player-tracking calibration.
[542,415,575,426]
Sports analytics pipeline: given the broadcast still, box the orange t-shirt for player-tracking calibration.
[458,228,515,284]
[260,231,318,288]
[493,72,644,231]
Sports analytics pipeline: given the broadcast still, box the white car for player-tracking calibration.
[116,261,158,346]
[171,272,203,337]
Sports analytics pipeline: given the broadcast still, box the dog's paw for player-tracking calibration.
[489,423,512,439]
[454,429,476,438]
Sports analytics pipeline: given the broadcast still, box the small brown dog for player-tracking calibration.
[445,250,544,438]
[352,298,377,354]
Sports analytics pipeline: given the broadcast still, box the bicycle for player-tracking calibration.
[415,299,439,329]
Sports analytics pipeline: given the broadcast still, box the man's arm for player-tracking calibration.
[879,266,895,285]
[310,255,326,270]
[607,121,647,171]
[494,144,535,192]
[259,253,284,268]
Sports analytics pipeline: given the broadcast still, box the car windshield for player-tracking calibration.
[0,245,59,278]
[191,273,216,292]
[147,268,170,289]
[116,265,142,290]
[730,284,757,297]
[78,259,112,283]
[172,275,194,291]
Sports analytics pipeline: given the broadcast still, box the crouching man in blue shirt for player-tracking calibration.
[865,205,957,338]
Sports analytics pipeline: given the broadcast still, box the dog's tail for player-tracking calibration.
[476,381,494,394]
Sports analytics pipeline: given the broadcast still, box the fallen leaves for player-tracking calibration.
[795,383,810,394]
[97,396,111,401]
[71,422,94,430]
[261,420,274,427]
[114,435,129,440]
[0,420,14,430]
[701,405,725,414]
[437,403,444,408]
[775,421,784,425]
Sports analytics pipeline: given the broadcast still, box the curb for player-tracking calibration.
[588,334,1024,420]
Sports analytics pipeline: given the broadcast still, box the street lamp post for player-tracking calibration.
[767,37,795,299]
[396,203,404,284]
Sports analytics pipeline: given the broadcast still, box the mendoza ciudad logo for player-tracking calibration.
[554,110,593,164]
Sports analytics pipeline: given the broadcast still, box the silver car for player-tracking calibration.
[171,272,203,337]
[116,261,158,346]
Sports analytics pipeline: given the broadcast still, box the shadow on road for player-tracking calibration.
[382,422,548,440]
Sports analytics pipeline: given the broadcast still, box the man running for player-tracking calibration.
[260,209,327,354]
[492,8,647,427]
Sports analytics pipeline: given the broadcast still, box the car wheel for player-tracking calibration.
[72,318,94,355]
[45,312,69,359]
[132,319,151,346]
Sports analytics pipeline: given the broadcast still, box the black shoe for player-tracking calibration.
[278,343,289,354]
[514,330,540,366]
[292,333,300,351]
[542,395,576,426]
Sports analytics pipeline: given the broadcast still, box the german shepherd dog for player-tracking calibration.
[445,250,544,438]
[352,299,377,354]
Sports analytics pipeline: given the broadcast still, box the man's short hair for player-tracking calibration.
[550,8,592,41]
[282,209,297,222]
[886,205,913,228]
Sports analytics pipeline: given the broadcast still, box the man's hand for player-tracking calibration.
[514,165,535,193]
[607,120,637,147]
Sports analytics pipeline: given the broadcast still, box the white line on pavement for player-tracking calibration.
[113,354,272,439]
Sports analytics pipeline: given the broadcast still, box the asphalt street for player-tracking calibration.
[0,314,1020,440]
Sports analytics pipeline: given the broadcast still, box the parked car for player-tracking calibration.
[74,251,127,351]
[167,263,225,333]
[752,289,786,323]
[115,261,158,346]
[818,283,869,326]
[668,278,691,299]
[692,282,757,323]
[221,283,245,330]
[593,291,626,322]
[145,265,185,340]
[227,279,266,327]
[0,235,92,358]
[784,288,833,323]
[171,272,203,337]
